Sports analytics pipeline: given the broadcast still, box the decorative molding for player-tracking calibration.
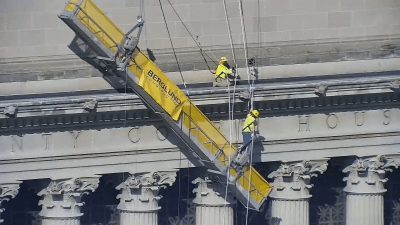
[116,171,177,212]
[1,87,400,134]
[0,182,21,224]
[268,159,328,199]
[343,155,400,194]
[83,100,98,111]
[314,84,328,97]
[38,177,100,219]
[3,106,17,118]
[43,177,99,194]
[117,171,177,189]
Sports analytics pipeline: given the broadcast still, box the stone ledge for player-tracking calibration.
[0,37,399,83]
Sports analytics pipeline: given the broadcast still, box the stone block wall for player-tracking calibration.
[0,0,399,75]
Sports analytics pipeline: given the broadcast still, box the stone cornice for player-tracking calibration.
[0,93,399,135]
[0,73,399,134]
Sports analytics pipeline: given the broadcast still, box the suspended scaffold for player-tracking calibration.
[59,0,272,210]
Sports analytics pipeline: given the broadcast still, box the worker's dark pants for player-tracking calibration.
[213,74,240,87]
[213,77,229,87]
[242,132,252,146]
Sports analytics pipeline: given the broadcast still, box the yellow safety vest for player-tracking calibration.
[242,114,256,132]
[215,64,232,79]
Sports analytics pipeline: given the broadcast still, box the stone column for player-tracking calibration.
[192,176,235,225]
[267,159,328,225]
[38,177,100,225]
[343,155,400,225]
[116,171,177,225]
[0,182,21,224]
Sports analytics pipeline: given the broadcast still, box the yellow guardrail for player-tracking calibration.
[62,0,272,206]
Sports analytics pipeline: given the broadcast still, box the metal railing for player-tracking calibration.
[181,109,230,166]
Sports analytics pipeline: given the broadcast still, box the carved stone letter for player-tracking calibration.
[354,112,365,126]
[128,127,140,143]
[156,126,169,141]
[11,135,23,152]
[326,114,339,129]
[70,131,81,148]
[298,115,310,132]
[42,133,52,150]
[383,110,390,125]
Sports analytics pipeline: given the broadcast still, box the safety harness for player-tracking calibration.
[214,64,230,81]
[242,113,257,132]
[215,71,225,81]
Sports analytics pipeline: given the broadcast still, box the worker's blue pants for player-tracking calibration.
[242,132,251,145]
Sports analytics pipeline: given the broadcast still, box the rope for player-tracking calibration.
[166,0,218,71]
[219,1,241,224]
[139,0,144,18]
[178,150,182,219]
[233,0,257,223]
[142,0,148,48]
[158,0,189,96]
[165,1,219,63]
[158,0,187,220]
[222,0,238,71]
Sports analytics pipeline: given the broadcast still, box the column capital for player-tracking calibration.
[116,171,177,212]
[117,171,177,190]
[39,177,100,195]
[38,176,100,218]
[0,182,21,224]
[343,155,400,194]
[192,176,235,206]
[0,182,21,203]
[268,159,328,199]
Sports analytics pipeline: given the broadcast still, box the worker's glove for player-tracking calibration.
[232,67,236,73]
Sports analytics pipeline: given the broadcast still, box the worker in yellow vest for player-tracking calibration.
[213,57,238,87]
[231,109,260,169]
[242,110,259,145]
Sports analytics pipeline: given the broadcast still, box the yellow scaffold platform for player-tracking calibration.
[59,0,272,210]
